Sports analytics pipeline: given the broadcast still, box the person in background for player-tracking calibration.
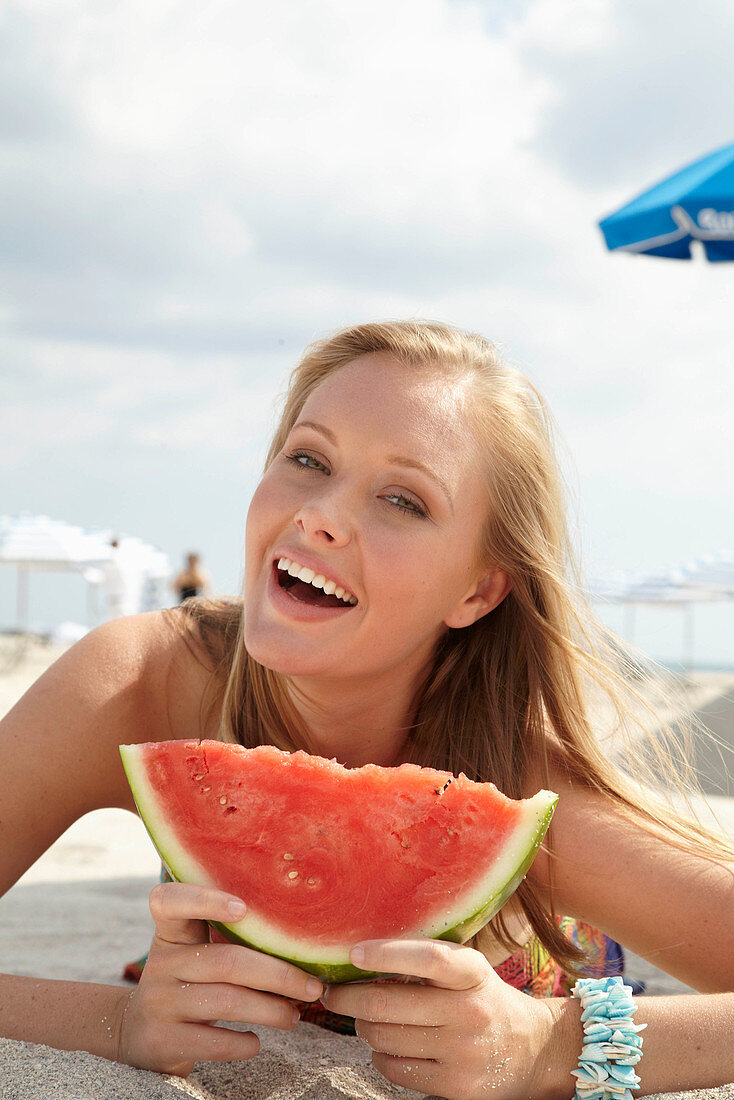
[172,552,210,603]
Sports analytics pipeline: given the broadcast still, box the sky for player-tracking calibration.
[1,0,733,667]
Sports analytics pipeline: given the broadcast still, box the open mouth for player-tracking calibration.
[275,557,358,609]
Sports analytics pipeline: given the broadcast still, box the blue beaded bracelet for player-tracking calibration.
[570,976,646,1100]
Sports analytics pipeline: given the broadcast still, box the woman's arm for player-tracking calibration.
[0,614,323,1069]
[541,984,734,1099]
[530,773,734,992]
[0,975,132,1061]
[529,772,734,1095]
[0,614,175,1054]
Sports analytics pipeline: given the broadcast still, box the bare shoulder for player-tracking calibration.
[4,608,214,746]
[0,609,222,895]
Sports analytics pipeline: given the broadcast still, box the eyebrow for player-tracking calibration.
[292,419,454,512]
[387,456,454,513]
[294,419,337,444]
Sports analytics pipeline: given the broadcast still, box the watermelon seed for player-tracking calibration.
[283,853,295,860]
[434,778,454,795]
[219,796,227,805]
[225,806,237,813]
[288,870,299,879]
[192,774,204,781]
[307,877,316,885]
[202,787,211,792]
[400,839,410,848]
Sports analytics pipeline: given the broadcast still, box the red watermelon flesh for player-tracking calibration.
[120,740,557,982]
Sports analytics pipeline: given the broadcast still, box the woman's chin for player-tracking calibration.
[244,632,340,679]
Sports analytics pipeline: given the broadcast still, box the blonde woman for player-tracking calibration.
[1,321,732,1099]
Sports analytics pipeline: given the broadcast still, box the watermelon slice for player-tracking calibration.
[120,740,557,983]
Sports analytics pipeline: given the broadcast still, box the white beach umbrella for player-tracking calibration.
[0,514,112,569]
[0,515,114,633]
[82,533,172,618]
[591,550,734,669]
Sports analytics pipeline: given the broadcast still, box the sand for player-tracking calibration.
[0,1023,424,1100]
[2,1033,732,1100]
[1,638,733,1099]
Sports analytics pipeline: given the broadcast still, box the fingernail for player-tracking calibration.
[350,945,365,965]
[305,978,322,999]
[227,898,246,917]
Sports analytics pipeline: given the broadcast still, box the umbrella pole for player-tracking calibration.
[86,579,95,627]
[17,566,29,635]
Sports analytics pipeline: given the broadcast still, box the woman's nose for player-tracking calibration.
[294,494,351,547]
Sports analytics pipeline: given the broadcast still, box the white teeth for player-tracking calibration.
[276,556,356,604]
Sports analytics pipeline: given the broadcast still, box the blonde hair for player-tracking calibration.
[184,319,733,972]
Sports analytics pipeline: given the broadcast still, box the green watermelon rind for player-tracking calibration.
[207,920,377,984]
[120,744,557,984]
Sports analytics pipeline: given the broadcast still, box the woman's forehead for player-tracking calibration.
[299,354,475,440]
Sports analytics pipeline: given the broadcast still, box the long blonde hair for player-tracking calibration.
[184,319,733,971]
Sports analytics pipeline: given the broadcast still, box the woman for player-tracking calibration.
[172,553,210,603]
[1,320,732,1098]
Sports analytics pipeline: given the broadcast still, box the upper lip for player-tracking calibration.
[272,549,358,600]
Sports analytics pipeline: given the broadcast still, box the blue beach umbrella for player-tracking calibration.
[599,142,734,261]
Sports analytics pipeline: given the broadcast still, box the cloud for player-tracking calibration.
[1,0,568,353]
[511,0,734,192]
[0,6,80,143]
[2,0,733,649]
[0,332,292,470]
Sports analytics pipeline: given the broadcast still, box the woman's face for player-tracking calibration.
[244,353,508,682]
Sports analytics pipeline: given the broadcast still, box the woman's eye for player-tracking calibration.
[286,451,328,472]
[383,493,426,519]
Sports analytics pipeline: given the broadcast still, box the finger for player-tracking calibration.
[149,881,247,946]
[177,1021,261,1066]
[355,1019,444,1059]
[371,1052,444,1095]
[350,939,488,990]
[323,979,446,1025]
[123,1010,261,1076]
[169,942,323,1003]
[176,982,300,1030]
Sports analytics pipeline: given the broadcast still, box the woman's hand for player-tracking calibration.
[117,882,324,1076]
[322,939,561,1100]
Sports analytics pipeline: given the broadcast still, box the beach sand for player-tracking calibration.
[1,638,733,1099]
